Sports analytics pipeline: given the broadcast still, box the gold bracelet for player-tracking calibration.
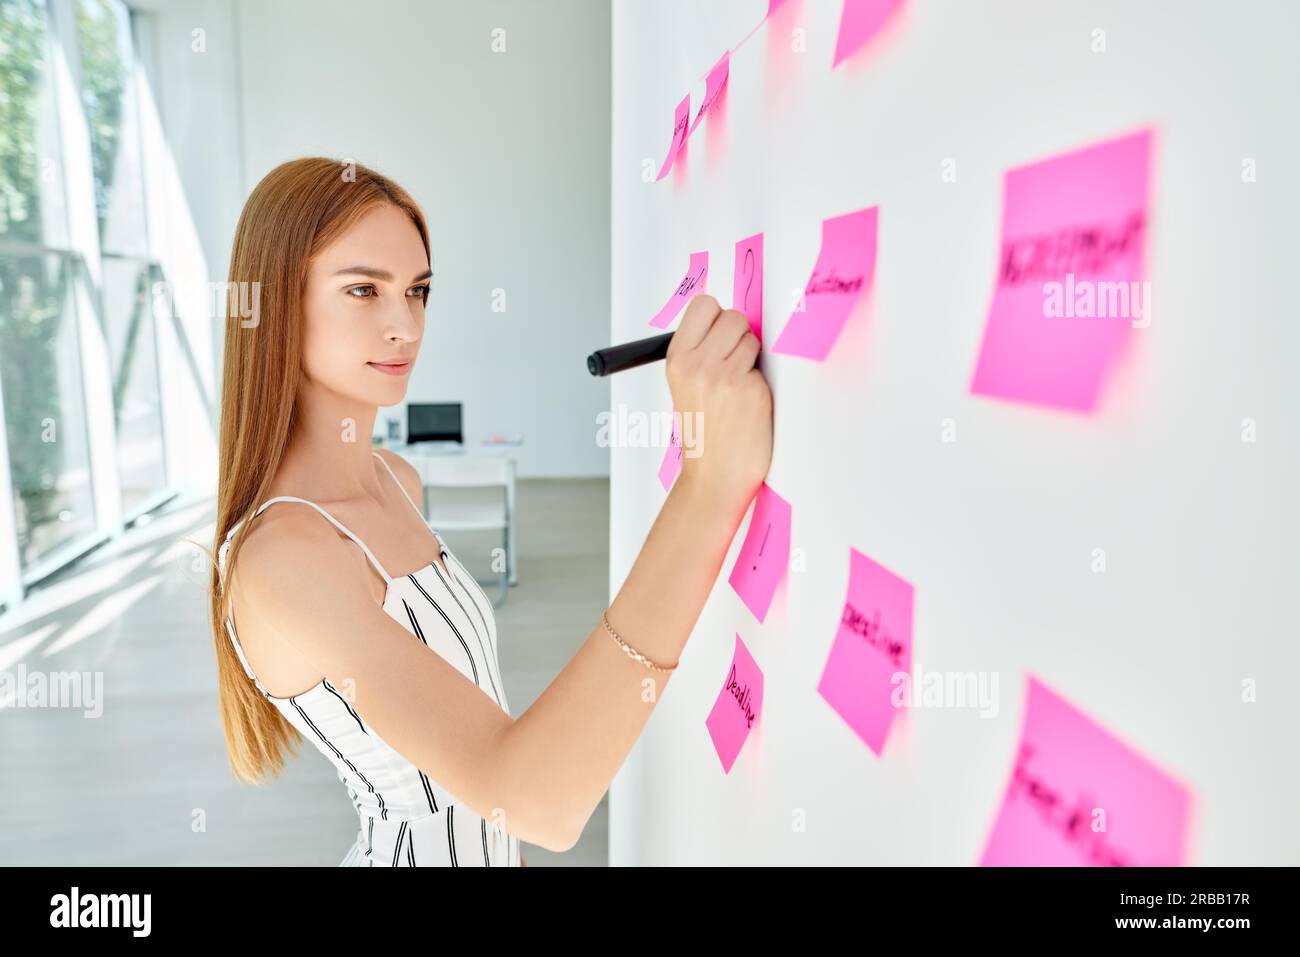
[601,609,678,673]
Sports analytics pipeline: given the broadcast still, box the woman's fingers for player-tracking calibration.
[698,308,751,364]
[725,330,760,370]
[669,294,722,354]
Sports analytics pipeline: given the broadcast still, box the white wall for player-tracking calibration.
[608,0,1299,864]
[139,0,611,479]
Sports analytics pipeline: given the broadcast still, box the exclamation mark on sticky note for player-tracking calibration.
[727,483,791,623]
[753,523,771,571]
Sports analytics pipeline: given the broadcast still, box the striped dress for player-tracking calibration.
[217,451,519,866]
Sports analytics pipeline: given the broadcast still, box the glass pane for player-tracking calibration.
[0,0,71,248]
[0,252,97,568]
[101,256,165,514]
[74,0,148,256]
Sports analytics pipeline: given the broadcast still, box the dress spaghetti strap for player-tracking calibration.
[372,450,423,521]
[241,496,394,584]
[371,450,448,556]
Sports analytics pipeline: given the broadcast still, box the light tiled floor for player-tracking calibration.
[0,477,610,866]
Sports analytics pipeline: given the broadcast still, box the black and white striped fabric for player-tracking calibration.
[218,451,518,867]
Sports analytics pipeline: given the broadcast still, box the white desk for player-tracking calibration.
[387,442,518,586]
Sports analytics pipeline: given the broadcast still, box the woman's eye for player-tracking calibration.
[408,285,430,300]
[347,285,376,298]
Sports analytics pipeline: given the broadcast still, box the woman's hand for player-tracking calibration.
[666,294,773,508]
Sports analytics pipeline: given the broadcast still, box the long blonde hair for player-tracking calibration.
[205,157,429,784]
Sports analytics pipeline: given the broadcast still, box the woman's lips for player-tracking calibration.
[368,360,411,376]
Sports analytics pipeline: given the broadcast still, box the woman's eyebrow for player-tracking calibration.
[333,265,433,282]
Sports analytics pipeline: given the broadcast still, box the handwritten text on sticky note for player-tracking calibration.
[658,412,684,491]
[705,632,764,773]
[969,128,1153,412]
[649,251,708,329]
[980,674,1192,866]
[734,231,764,344]
[771,206,877,361]
[728,483,791,623]
[817,547,913,755]
[654,94,690,182]
[689,52,730,138]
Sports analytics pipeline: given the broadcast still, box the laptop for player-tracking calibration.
[406,402,464,449]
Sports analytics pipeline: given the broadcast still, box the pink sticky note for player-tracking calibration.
[727,483,791,623]
[980,675,1192,866]
[832,0,903,68]
[767,0,789,15]
[688,52,730,138]
[648,251,708,328]
[655,94,691,182]
[771,206,877,361]
[705,632,764,773]
[657,412,684,491]
[733,232,764,344]
[970,128,1153,412]
[817,547,913,756]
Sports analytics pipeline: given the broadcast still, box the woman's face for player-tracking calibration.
[300,202,431,407]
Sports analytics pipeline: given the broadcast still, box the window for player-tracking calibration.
[74,0,148,256]
[0,0,98,571]
[0,0,70,250]
[74,0,165,517]
[0,0,170,586]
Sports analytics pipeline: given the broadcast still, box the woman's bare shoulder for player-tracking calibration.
[226,501,397,694]
[229,504,380,627]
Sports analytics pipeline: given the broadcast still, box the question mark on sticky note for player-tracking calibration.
[742,246,756,313]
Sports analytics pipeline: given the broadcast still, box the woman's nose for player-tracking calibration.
[384,299,421,341]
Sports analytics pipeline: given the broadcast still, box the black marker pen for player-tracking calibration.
[586,331,674,376]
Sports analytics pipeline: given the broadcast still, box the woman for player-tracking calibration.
[210,157,772,866]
